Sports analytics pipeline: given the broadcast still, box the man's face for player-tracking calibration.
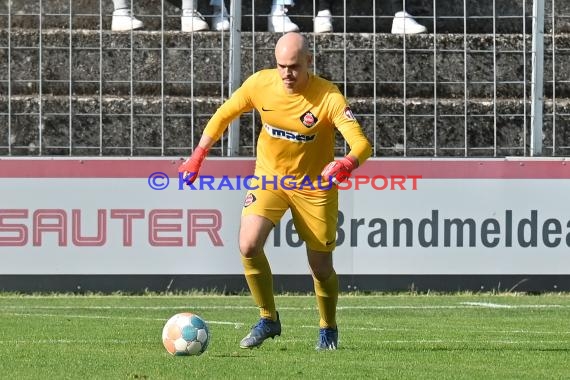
[275,49,311,93]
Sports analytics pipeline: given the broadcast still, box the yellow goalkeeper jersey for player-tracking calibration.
[203,69,371,180]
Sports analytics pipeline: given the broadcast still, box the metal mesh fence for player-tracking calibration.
[0,0,568,157]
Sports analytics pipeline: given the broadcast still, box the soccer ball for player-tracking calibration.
[162,312,210,356]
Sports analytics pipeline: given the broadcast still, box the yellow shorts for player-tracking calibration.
[241,177,338,252]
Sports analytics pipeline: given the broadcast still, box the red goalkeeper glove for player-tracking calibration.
[321,156,358,185]
[178,146,208,185]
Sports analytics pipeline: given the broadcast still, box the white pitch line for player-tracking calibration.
[0,312,244,328]
[0,305,261,310]
[0,304,567,310]
[0,295,455,299]
[460,302,512,308]
[0,339,158,344]
[460,302,567,309]
[2,312,568,335]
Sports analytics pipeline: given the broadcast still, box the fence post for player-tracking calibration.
[530,0,545,156]
[227,0,242,157]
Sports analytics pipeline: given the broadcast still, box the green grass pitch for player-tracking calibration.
[0,293,569,379]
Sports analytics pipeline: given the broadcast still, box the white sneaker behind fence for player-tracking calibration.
[391,11,427,34]
[314,9,333,33]
[212,7,230,31]
[181,9,209,32]
[111,9,144,31]
[268,5,299,33]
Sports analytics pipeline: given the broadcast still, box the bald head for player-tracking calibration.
[275,32,309,58]
[274,33,312,94]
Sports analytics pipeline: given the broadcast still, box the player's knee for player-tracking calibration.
[311,266,334,282]
[239,239,262,258]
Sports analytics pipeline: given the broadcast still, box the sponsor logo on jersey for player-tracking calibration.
[244,193,256,207]
[300,111,318,127]
[264,124,316,142]
[344,106,356,120]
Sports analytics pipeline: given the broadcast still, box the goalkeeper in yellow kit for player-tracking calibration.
[179,32,371,350]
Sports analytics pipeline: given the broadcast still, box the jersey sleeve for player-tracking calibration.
[328,91,372,166]
[202,73,257,141]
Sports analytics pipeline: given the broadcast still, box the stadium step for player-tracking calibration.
[2,30,568,99]
[3,94,568,157]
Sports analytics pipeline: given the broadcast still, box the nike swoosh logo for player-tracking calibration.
[262,107,275,112]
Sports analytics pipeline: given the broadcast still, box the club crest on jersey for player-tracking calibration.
[244,193,256,207]
[300,111,318,128]
[344,107,356,120]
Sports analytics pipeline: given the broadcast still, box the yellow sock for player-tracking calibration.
[241,252,277,321]
[313,270,338,329]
